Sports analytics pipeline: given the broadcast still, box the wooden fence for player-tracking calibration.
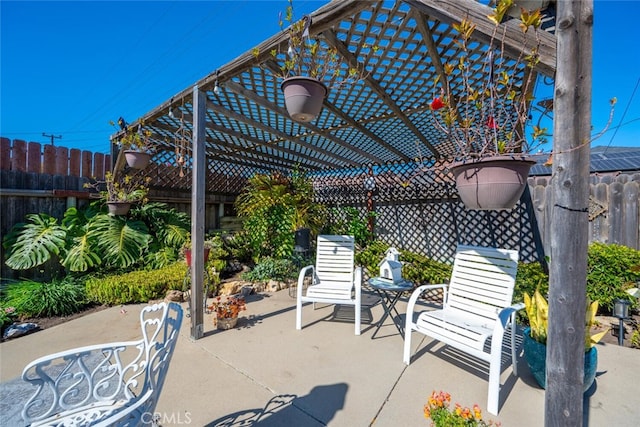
[1,137,111,179]
[1,135,639,280]
[530,173,640,255]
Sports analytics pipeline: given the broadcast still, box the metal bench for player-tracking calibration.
[403,245,522,415]
[21,302,183,426]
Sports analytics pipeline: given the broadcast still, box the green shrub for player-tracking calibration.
[86,262,186,305]
[514,243,640,321]
[514,262,549,305]
[356,240,452,285]
[1,278,88,318]
[242,258,297,282]
[355,240,388,275]
[400,251,452,285]
[587,243,640,313]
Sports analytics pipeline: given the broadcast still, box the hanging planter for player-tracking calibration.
[123,150,152,170]
[107,201,131,216]
[281,76,327,122]
[450,155,536,210]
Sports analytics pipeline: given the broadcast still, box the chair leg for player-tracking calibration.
[403,327,412,364]
[296,298,302,330]
[354,303,361,336]
[487,352,500,415]
[510,314,518,376]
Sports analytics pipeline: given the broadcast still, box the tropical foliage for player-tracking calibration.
[324,206,376,248]
[3,202,190,274]
[523,288,608,350]
[235,169,326,261]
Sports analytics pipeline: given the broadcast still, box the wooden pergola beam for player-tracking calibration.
[405,0,556,77]
[323,28,441,158]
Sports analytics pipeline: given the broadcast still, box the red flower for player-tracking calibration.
[430,97,445,110]
[486,116,498,129]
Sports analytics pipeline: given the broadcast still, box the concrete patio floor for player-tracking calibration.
[1,288,638,426]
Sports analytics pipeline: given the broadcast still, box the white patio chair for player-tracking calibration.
[21,302,183,426]
[296,235,363,335]
[403,245,523,415]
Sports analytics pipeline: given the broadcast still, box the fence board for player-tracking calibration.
[94,153,105,178]
[622,182,639,248]
[0,137,10,170]
[56,146,69,175]
[43,145,56,175]
[609,182,624,244]
[27,142,41,173]
[69,148,81,176]
[12,140,27,172]
[81,151,92,178]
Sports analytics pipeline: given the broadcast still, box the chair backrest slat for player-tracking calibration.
[315,235,355,284]
[446,245,519,321]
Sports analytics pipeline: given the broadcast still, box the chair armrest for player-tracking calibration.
[405,283,448,317]
[297,265,315,299]
[494,302,526,330]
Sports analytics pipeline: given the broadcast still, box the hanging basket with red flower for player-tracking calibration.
[428,0,548,209]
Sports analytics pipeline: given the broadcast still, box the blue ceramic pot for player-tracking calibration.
[522,327,597,392]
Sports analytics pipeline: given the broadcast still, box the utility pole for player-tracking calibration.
[42,133,62,146]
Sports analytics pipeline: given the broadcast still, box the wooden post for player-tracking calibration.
[190,86,207,341]
[546,1,593,425]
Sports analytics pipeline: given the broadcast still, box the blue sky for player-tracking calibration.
[1,0,639,154]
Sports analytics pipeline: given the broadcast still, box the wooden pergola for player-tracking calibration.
[110,0,558,340]
[111,0,600,424]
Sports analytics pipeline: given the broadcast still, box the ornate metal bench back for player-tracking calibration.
[21,302,183,425]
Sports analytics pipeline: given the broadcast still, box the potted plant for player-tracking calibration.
[522,289,608,391]
[182,233,213,266]
[423,390,498,426]
[111,119,155,169]
[85,172,150,215]
[252,0,377,122]
[429,0,547,210]
[208,295,247,330]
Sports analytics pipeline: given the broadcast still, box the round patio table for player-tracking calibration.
[368,277,413,339]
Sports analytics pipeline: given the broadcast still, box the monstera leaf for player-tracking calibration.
[4,214,66,270]
[89,214,151,269]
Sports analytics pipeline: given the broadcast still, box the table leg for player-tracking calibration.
[372,290,405,338]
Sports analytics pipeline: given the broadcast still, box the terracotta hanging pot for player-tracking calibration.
[450,155,536,210]
[107,202,131,215]
[280,76,327,122]
[124,150,152,169]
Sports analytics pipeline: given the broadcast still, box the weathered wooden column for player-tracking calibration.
[190,85,207,340]
[546,1,593,425]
